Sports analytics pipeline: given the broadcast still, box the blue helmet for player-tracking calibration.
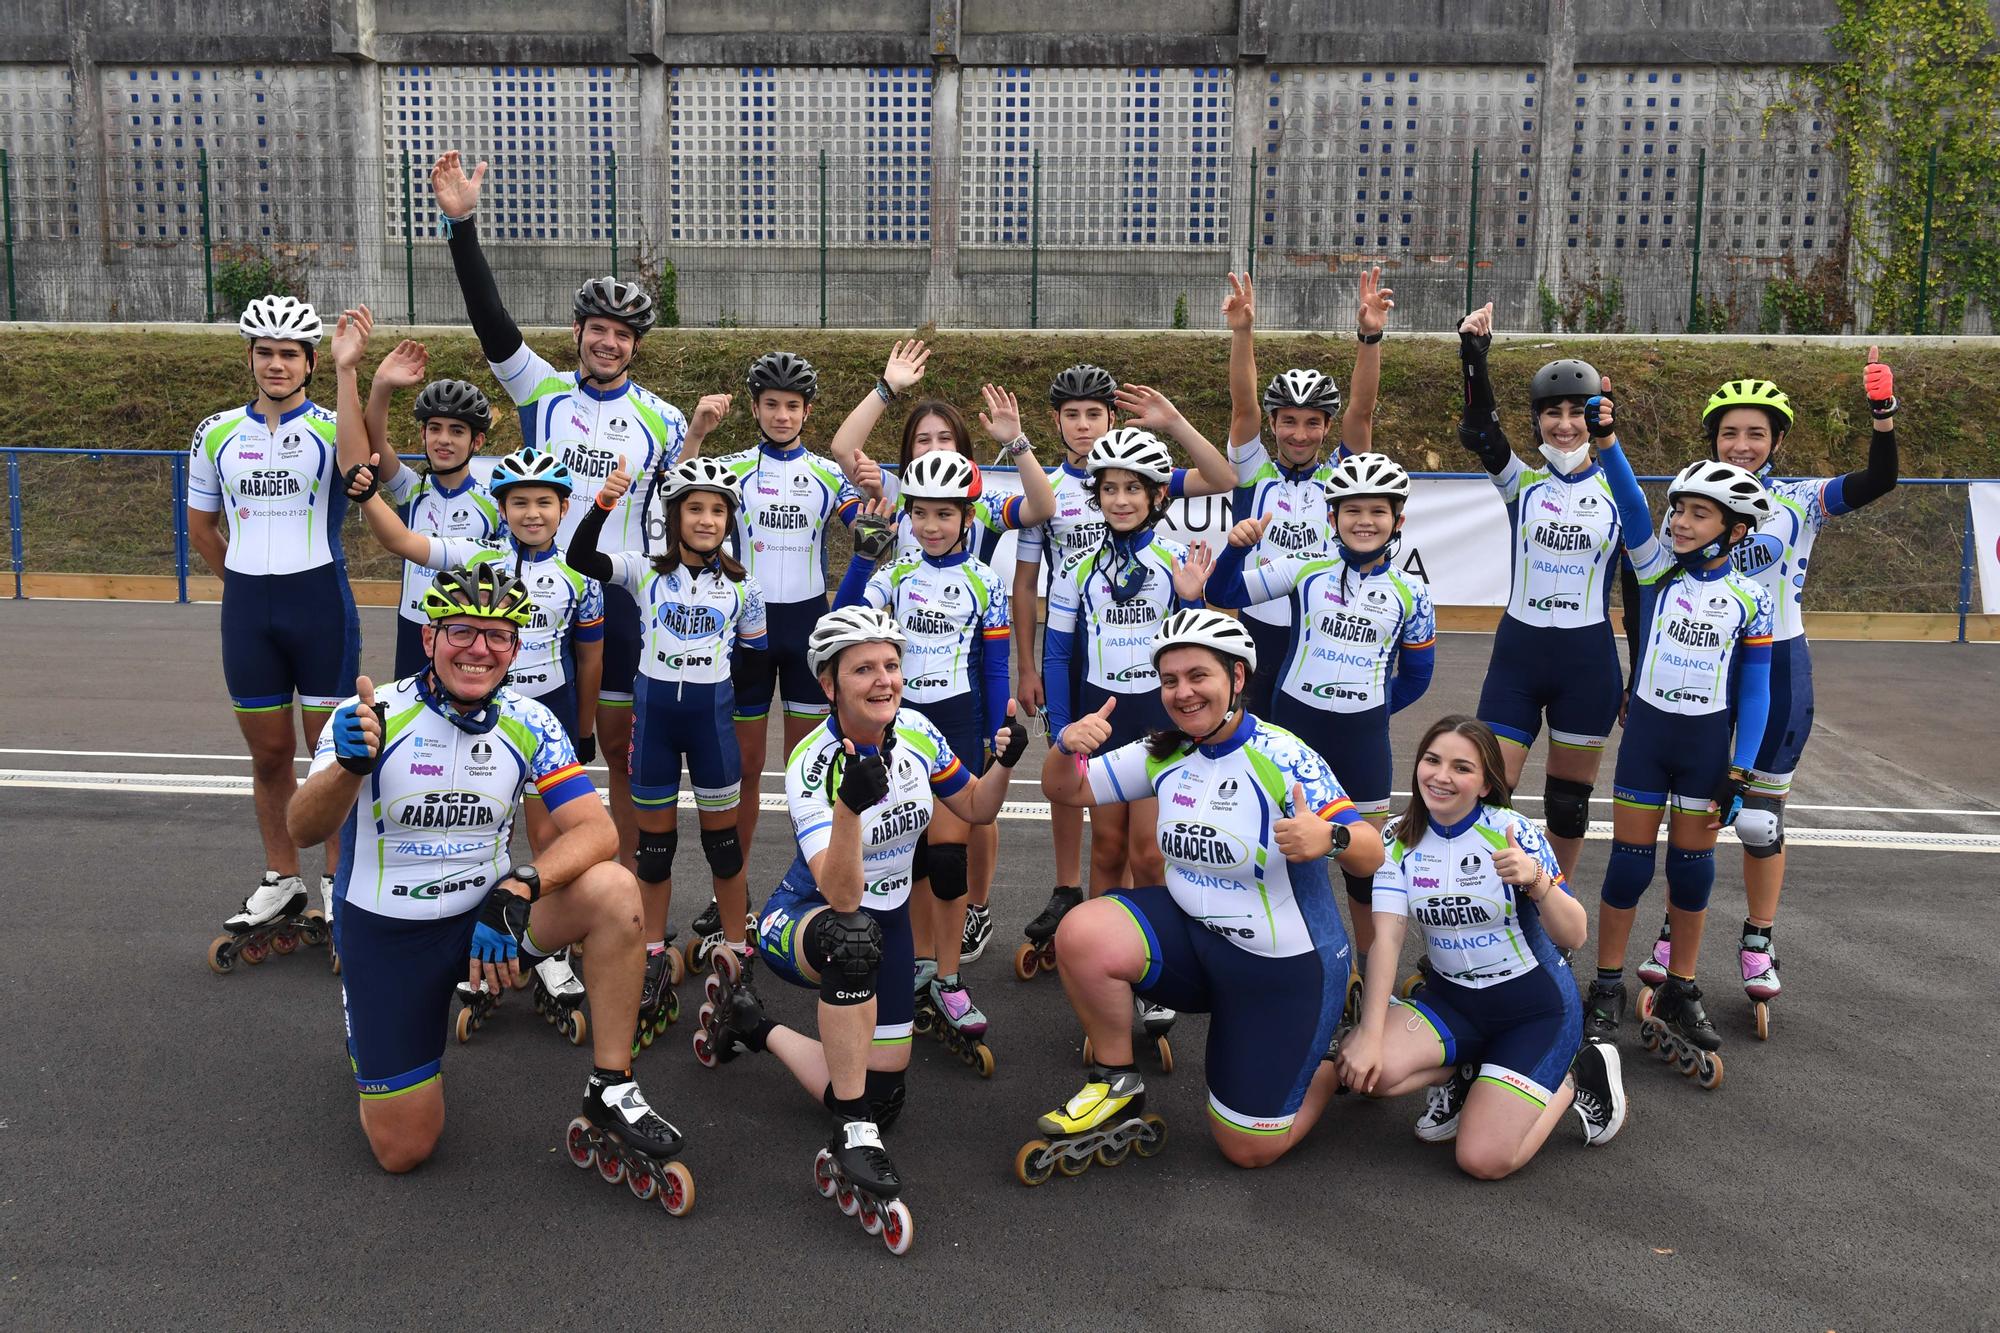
[488,447,573,499]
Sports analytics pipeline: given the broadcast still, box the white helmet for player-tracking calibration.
[1261,368,1342,416]
[1152,608,1258,675]
[238,295,322,346]
[1085,427,1174,484]
[807,605,907,677]
[1324,452,1411,504]
[664,456,741,507]
[1667,460,1775,526]
[899,451,981,503]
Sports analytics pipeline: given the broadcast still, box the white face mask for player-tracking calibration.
[1540,440,1591,474]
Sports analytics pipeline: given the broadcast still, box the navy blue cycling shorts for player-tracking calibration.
[732,597,830,720]
[1476,615,1623,751]
[1271,698,1392,814]
[756,869,916,1047]
[1239,615,1292,722]
[220,564,359,711]
[1108,884,1351,1134]
[907,695,986,780]
[598,583,643,703]
[1614,698,1734,816]
[630,675,741,812]
[1749,635,1814,795]
[1078,681,1170,753]
[335,900,479,1098]
[1400,961,1582,1106]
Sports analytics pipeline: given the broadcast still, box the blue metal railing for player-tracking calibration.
[2,446,1990,642]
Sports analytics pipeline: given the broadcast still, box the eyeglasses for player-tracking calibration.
[438,624,521,651]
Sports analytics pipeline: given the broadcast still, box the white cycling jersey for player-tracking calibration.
[1373,804,1569,987]
[1047,531,1187,696]
[1627,536,1774,718]
[1229,553,1435,714]
[1227,435,1355,626]
[187,401,345,576]
[1656,474,1837,646]
[1490,456,1625,630]
[390,472,501,623]
[601,552,768,687]
[715,443,862,603]
[858,553,1010,706]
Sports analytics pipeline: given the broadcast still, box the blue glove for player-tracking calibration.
[470,886,535,963]
[471,919,519,964]
[333,701,386,775]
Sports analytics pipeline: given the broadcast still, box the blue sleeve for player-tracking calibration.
[1044,625,1076,736]
[1387,642,1435,714]
[1593,441,1657,547]
[832,556,875,611]
[1731,640,1772,770]
[979,636,1010,745]
[1205,541,1253,610]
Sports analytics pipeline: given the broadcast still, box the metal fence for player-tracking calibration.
[3,447,1987,640]
[0,144,1987,333]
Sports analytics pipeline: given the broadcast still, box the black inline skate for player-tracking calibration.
[565,1072,694,1216]
[1583,976,1628,1042]
[1014,885,1081,981]
[633,941,682,1057]
[1639,975,1724,1089]
[813,1120,913,1255]
[692,947,768,1068]
[1015,1067,1167,1186]
[207,872,331,975]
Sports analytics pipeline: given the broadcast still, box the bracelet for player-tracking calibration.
[874,378,898,405]
[1356,330,1384,345]
[1002,434,1033,459]
[595,494,618,511]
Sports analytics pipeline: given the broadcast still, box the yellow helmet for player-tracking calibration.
[1703,379,1794,433]
[419,564,533,628]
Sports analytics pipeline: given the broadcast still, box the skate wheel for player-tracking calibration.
[1013,941,1039,982]
[329,948,341,976]
[1637,986,1656,1020]
[912,1005,934,1036]
[972,1044,996,1079]
[812,1149,839,1199]
[1676,1050,1700,1077]
[206,935,236,976]
[565,1118,596,1170]
[272,928,299,956]
[1399,971,1424,999]
[1133,1113,1168,1158]
[1698,1052,1725,1091]
[566,1010,588,1046]
[1752,1001,1770,1041]
[665,949,686,986]
[1055,1148,1090,1178]
[681,939,706,977]
[704,972,725,1007]
[627,1162,659,1202]
[241,937,269,965]
[881,1200,913,1256]
[665,991,680,1025]
[1014,1139,1055,1187]
[696,998,719,1035]
[658,1161,694,1217]
[1080,1036,1093,1067]
[712,946,743,987]
[1639,1021,1661,1053]
[456,1007,475,1044]
[596,1150,626,1186]
[692,1031,718,1068]
[837,1186,861,1216]
[1155,1035,1175,1076]
[1095,1138,1131,1169]
[858,1196,883,1235]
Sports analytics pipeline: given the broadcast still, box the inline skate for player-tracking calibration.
[1080,997,1175,1074]
[914,973,995,1077]
[633,942,682,1056]
[1636,916,1672,987]
[1639,975,1724,1089]
[1014,885,1081,981]
[207,872,331,975]
[692,947,768,1068]
[813,1120,913,1255]
[564,1072,694,1216]
[1740,920,1780,1040]
[1583,976,1628,1042]
[1015,1068,1167,1186]
[532,950,589,1045]
[453,979,503,1042]
[683,897,761,976]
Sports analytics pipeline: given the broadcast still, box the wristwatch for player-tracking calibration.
[1356,330,1384,345]
[505,864,541,902]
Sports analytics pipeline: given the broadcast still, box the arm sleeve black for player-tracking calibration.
[1835,426,1899,511]
[445,216,525,365]
[1618,556,1642,683]
[566,500,615,582]
[1457,332,1513,476]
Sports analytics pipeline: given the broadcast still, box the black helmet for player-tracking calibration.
[746,351,819,403]
[1048,364,1118,409]
[1530,359,1602,408]
[411,379,493,435]
[573,276,656,337]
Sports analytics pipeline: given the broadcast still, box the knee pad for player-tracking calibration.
[1736,795,1784,859]
[864,1068,908,1131]
[636,828,678,884]
[927,841,969,903]
[910,831,931,885]
[698,826,743,880]
[1543,777,1593,840]
[1665,846,1715,913]
[1343,870,1374,906]
[807,909,882,1006]
[1599,841,1657,911]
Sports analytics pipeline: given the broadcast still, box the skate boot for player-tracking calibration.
[1639,975,1724,1089]
[565,1072,694,1216]
[208,872,329,975]
[1636,917,1672,987]
[1015,1067,1167,1186]
[633,943,682,1056]
[453,979,504,1043]
[1583,977,1628,1042]
[1079,997,1177,1074]
[684,898,762,975]
[814,1121,913,1255]
[1014,885,1081,980]
[693,964,769,1068]
[961,902,994,963]
[1569,1039,1628,1146]
[532,950,589,1046]
[1414,1064,1475,1143]
[1740,921,1781,1041]
[320,875,341,974]
[919,974,996,1077]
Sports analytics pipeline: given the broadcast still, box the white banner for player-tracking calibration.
[1971,481,2000,614]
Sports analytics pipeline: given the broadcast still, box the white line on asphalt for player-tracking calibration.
[7,767,2000,854]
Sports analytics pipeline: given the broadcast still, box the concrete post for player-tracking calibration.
[921,1,964,325]
[1526,0,1577,331]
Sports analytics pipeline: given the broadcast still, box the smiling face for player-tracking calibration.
[422,418,480,476]
[1270,406,1331,467]
[573,316,636,384]
[1415,729,1490,826]
[1157,645,1243,739]
[1711,406,1782,472]
[248,339,311,404]
[423,615,521,701]
[1054,401,1113,459]
[1093,469,1160,534]
[906,496,968,557]
[822,640,903,737]
[1536,400,1590,455]
[1666,494,1742,556]
[678,490,732,555]
[1335,496,1402,556]
[501,486,567,551]
[909,410,959,459]
[753,390,811,445]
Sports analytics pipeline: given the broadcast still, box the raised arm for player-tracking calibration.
[362,339,429,491]
[830,339,929,477]
[433,150,526,364]
[1114,384,1235,497]
[330,306,376,479]
[1456,303,1513,475]
[977,384,1056,526]
[1343,266,1394,453]
[1831,347,1900,513]
[1223,272,1263,449]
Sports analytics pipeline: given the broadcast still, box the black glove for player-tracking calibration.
[1711,768,1748,827]
[837,749,891,814]
[1584,394,1616,439]
[576,733,597,765]
[478,881,536,949]
[342,461,379,502]
[852,513,895,564]
[333,701,387,774]
[993,716,1029,768]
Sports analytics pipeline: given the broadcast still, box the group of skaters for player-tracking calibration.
[190,150,1902,1250]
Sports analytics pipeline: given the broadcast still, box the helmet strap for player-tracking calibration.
[417,662,504,734]
[573,329,631,388]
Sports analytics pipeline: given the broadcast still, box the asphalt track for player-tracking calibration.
[3,598,1997,1332]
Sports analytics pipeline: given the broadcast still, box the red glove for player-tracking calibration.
[1864,359,1897,420]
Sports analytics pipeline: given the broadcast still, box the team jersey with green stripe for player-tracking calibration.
[1372,804,1569,987]
[1231,553,1436,713]
[601,552,768,686]
[1227,434,1355,627]
[1047,533,1188,695]
[427,537,604,695]
[487,344,687,555]
[312,677,593,922]
[1627,537,1775,718]
[1491,456,1625,629]
[859,552,1010,705]
[392,473,502,623]
[1086,715,1362,960]
[783,709,971,912]
[186,401,345,575]
[717,442,863,602]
